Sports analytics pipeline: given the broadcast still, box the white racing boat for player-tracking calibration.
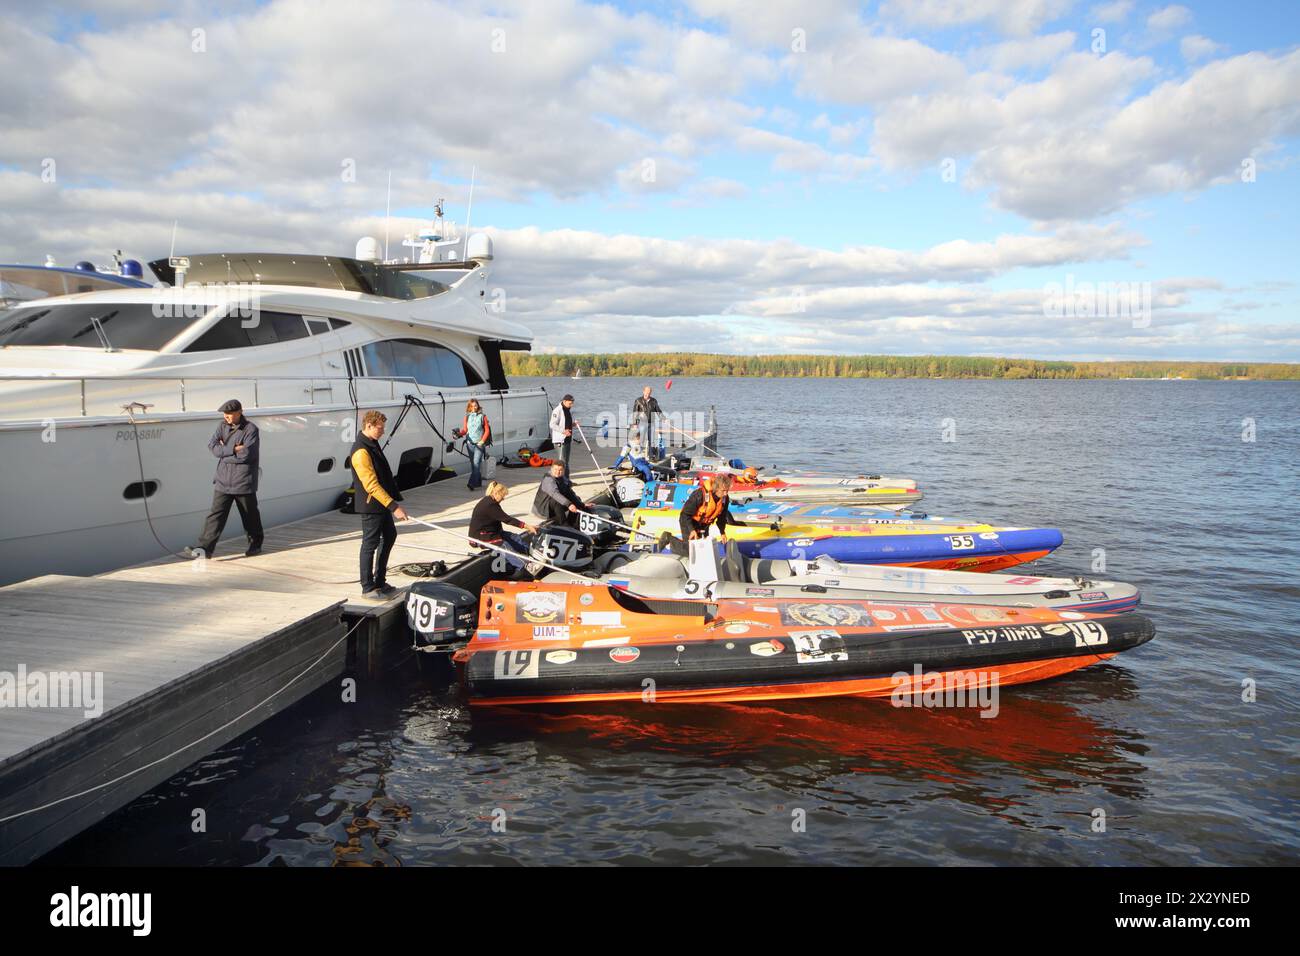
[564,540,1140,614]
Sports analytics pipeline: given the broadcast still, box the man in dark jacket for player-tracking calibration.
[191,399,263,558]
[350,409,409,598]
[532,461,589,526]
[631,385,663,452]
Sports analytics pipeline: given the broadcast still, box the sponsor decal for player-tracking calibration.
[545,650,578,664]
[745,587,775,597]
[918,607,942,621]
[583,636,631,647]
[823,579,840,587]
[970,607,1011,622]
[516,591,566,624]
[978,532,999,540]
[961,626,1042,645]
[789,629,849,664]
[581,611,622,626]
[1059,611,1085,620]
[749,639,783,657]
[780,602,873,627]
[725,623,750,635]
[793,538,814,547]
[609,647,641,664]
[476,629,501,641]
[753,605,779,613]
[532,625,570,640]
[580,593,595,605]
[1079,591,1107,602]
[873,609,896,621]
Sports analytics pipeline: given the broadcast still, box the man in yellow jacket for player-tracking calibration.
[350,410,409,598]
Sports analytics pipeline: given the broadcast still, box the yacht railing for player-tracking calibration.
[0,374,543,421]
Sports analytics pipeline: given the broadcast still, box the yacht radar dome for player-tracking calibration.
[466,233,493,261]
[355,236,382,262]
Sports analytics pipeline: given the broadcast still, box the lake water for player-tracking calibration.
[40,376,1300,865]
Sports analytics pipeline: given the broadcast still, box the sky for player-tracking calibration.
[1,0,1298,361]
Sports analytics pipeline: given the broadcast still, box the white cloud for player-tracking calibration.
[1180,35,1224,62]
[872,49,1300,220]
[975,31,1077,71]
[1147,4,1193,34]
[1091,0,1133,23]
[791,33,968,105]
[879,0,1076,37]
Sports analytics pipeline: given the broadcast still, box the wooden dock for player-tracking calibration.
[0,443,624,864]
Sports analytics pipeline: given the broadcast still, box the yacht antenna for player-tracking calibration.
[384,170,393,261]
[464,165,476,253]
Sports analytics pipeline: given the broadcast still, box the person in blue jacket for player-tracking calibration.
[191,399,263,558]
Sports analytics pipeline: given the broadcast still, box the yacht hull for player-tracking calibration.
[0,392,549,584]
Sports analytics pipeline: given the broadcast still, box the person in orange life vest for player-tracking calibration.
[677,472,756,542]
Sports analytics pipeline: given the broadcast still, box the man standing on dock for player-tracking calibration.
[632,385,664,455]
[191,399,264,559]
[350,410,409,599]
[549,393,575,471]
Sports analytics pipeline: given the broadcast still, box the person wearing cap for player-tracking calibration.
[191,399,263,558]
[549,393,575,472]
[350,409,409,599]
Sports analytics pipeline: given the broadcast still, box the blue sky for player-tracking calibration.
[2,0,1298,360]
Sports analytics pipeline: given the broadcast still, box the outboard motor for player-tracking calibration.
[406,582,478,651]
[576,504,624,547]
[614,475,646,508]
[526,524,594,577]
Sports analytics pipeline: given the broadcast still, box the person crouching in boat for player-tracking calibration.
[663,473,755,555]
[533,461,590,527]
[469,481,537,570]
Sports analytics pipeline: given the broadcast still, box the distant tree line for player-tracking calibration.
[503,353,1300,381]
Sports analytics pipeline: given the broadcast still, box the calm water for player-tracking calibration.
[42,377,1300,865]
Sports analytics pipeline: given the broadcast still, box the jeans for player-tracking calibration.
[477,529,530,574]
[560,436,572,472]
[359,510,397,591]
[467,441,486,489]
[196,490,263,555]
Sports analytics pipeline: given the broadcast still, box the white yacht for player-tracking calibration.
[0,222,550,585]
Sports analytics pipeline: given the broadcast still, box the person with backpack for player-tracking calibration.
[459,397,492,491]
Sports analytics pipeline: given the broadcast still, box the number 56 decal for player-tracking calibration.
[947,534,975,550]
[494,649,539,679]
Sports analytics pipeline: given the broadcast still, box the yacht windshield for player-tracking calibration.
[0,303,200,350]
